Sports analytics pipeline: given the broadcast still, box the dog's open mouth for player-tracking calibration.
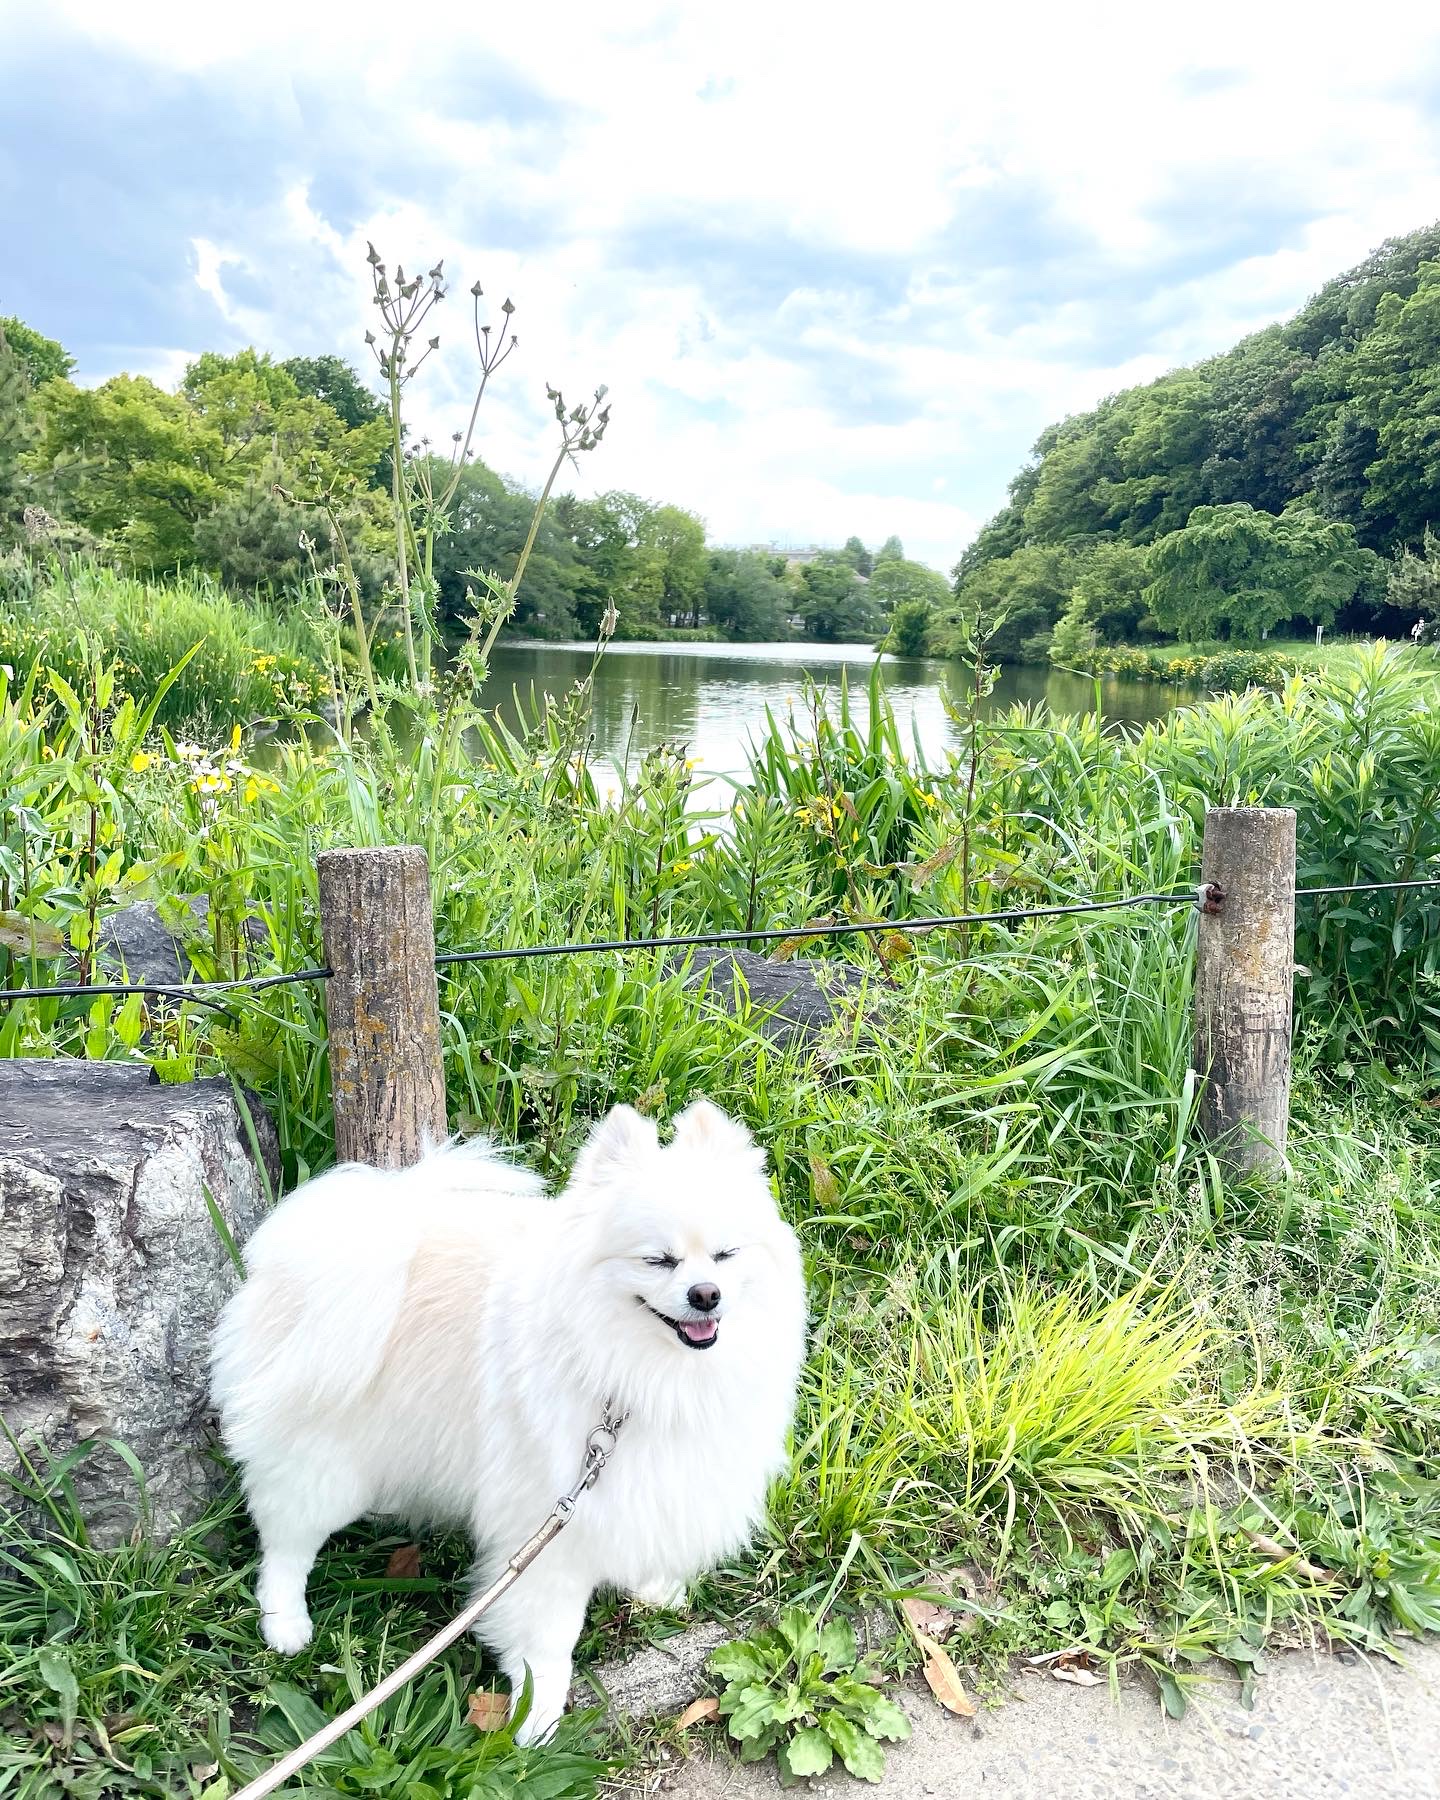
[643,1303,721,1349]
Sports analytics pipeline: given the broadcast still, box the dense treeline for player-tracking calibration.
[0,320,930,644]
[942,223,1440,662]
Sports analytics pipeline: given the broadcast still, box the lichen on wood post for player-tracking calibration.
[1193,806,1297,1175]
[317,845,447,1168]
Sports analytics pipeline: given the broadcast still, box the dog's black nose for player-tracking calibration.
[687,1282,721,1312]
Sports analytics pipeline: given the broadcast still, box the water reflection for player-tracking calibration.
[479,640,1186,787]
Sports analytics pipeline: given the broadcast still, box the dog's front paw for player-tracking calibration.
[632,1578,688,1611]
[510,1661,570,1746]
[512,1705,560,1748]
[262,1608,314,1656]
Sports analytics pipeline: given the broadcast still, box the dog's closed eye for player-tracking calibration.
[714,1248,738,1262]
[644,1253,680,1269]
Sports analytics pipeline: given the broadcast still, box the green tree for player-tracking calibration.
[1344,260,1440,548]
[1144,503,1382,641]
[428,457,581,637]
[0,317,75,388]
[28,352,389,571]
[953,222,1440,630]
[32,374,226,568]
[839,535,873,577]
[181,349,387,496]
[568,491,662,637]
[1386,528,1440,638]
[797,556,880,641]
[637,505,708,628]
[552,490,639,638]
[1047,589,1097,666]
[1046,543,1153,667]
[1071,541,1153,642]
[867,557,949,615]
[941,542,1081,662]
[874,534,905,566]
[878,598,934,656]
[1310,409,1378,536]
[280,355,385,432]
[0,323,38,536]
[191,456,389,600]
[704,550,790,640]
[1202,327,1309,515]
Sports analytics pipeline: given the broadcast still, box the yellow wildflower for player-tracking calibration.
[230,723,243,750]
[130,751,153,773]
[672,859,693,875]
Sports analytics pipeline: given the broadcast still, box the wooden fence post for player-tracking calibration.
[1193,806,1297,1175]
[317,845,447,1168]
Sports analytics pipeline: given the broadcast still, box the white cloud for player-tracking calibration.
[31,0,1440,570]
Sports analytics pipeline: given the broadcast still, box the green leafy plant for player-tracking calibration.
[239,1676,607,1800]
[709,1607,910,1785]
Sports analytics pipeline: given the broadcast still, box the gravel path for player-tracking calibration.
[621,1639,1440,1799]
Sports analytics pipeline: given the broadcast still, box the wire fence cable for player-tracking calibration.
[3,876,1440,1006]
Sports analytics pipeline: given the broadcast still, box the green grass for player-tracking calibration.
[0,554,400,732]
[1080,635,1440,695]
[1170,635,1440,674]
[3,634,1440,1793]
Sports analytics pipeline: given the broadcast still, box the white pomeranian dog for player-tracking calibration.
[211,1099,807,1743]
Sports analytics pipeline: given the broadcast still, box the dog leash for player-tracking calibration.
[230,1401,629,1800]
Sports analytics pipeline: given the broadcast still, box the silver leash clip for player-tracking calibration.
[562,1400,629,1505]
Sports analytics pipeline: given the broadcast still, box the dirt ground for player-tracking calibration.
[617,1638,1440,1800]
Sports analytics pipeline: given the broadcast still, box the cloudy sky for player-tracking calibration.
[4,1,1440,571]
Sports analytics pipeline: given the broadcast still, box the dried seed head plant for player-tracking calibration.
[350,244,611,716]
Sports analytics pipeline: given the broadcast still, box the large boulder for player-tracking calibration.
[99,896,267,991]
[677,945,874,1045]
[0,1062,277,1545]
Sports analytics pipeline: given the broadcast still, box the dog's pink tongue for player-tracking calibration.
[681,1318,718,1343]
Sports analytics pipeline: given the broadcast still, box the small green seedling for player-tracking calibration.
[708,1606,911,1785]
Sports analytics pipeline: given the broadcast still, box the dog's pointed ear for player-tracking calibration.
[572,1104,658,1186]
[672,1099,763,1165]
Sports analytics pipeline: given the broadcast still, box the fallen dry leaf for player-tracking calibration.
[916,1632,977,1717]
[466,1690,509,1732]
[1242,1530,1337,1585]
[385,1543,422,1579]
[901,1597,954,1642]
[1051,1667,1104,1688]
[809,1153,839,1210]
[0,911,67,959]
[909,839,962,889]
[675,1696,720,1731]
[874,930,914,965]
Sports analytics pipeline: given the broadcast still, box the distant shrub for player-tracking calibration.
[0,555,331,727]
[1087,644,1296,692]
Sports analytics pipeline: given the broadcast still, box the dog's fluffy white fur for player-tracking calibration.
[211,1099,807,1742]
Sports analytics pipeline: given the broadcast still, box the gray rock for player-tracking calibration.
[677,947,873,1045]
[99,897,267,992]
[0,1061,277,1545]
[572,1621,733,1718]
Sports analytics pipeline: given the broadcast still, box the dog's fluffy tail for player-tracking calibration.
[211,1137,544,1441]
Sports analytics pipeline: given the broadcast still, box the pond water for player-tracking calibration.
[481,639,1190,789]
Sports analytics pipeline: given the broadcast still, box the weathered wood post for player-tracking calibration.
[317,845,447,1168]
[1193,807,1297,1175]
